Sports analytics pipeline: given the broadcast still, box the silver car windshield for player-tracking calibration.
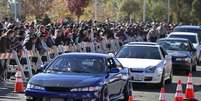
[116,46,161,59]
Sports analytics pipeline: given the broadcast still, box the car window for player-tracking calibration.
[116,46,162,60]
[113,58,123,69]
[174,28,201,42]
[107,58,116,69]
[46,56,106,74]
[174,28,201,34]
[169,34,197,43]
[158,40,190,51]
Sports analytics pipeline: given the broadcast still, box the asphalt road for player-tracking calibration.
[133,66,201,101]
[1,67,201,101]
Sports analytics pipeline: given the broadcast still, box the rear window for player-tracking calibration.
[174,28,201,34]
[169,35,197,43]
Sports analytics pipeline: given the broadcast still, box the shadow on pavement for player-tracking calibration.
[173,66,201,77]
[133,82,201,94]
[0,80,23,101]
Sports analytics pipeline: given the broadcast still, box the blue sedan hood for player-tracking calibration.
[166,50,191,57]
[29,73,106,88]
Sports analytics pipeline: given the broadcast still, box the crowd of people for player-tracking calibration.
[0,17,176,81]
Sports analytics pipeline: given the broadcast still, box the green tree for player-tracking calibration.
[67,0,89,23]
[191,0,201,24]
[21,0,53,19]
[120,0,140,21]
[0,0,10,19]
[170,0,193,23]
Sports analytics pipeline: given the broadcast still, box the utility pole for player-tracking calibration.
[167,0,170,23]
[14,0,17,21]
[94,0,98,21]
[143,0,146,22]
[8,0,18,21]
[91,0,98,52]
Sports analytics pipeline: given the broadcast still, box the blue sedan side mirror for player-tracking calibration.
[110,68,120,73]
[37,63,48,73]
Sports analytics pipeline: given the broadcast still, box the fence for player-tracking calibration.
[1,38,139,81]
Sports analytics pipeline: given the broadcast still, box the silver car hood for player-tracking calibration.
[117,58,162,69]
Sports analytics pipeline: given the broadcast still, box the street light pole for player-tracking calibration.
[94,0,97,21]
[143,0,146,22]
[90,0,98,52]
[14,0,17,21]
[167,0,170,23]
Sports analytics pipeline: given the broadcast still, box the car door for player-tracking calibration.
[106,58,123,98]
[188,41,197,64]
[160,47,172,78]
[113,58,129,94]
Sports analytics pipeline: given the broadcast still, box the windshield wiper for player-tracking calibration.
[72,70,90,73]
[46,68,64,72]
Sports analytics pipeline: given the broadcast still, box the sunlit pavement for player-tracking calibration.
[1,67,201,101]
[133,66,201,101]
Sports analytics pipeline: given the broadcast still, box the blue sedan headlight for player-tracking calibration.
[26,83,45,90]
[184,57,191,63]
[71,86,102,92]
[145,66,157,73]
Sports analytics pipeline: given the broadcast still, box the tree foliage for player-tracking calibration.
[21,0,53,18]
[120,0,140,21]
[2,0,201,24]
[191,0,201,24]
[0,0,11,19]
[66,0,89,22]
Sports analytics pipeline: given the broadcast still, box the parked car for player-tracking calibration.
[25,53,130,101]
[173,25,201,39]
[168,32,201,64]
[116,42,173,87]
[157,38,197,72]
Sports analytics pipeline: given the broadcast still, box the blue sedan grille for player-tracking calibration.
[45,87,72,92]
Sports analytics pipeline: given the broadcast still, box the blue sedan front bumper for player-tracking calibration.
[25,89,100,100]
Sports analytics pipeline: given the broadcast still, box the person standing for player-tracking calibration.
[0,29,14,81]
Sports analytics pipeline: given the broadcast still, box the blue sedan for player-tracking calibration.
[25,53,130,101]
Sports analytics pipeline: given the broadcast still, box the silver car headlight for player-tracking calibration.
[26,83,45,90]
[145,66,157,73]
[71,86,101,92]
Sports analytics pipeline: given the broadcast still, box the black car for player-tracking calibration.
[173,25,201,64]
[25,53,130,101]
[157,38,197,72]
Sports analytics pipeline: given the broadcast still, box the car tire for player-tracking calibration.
[26,98,36,101]
[157,72,165,88]
[122,82,130,101]
[100,87,109,101]
[166,70,173,84]
[192,65,197,72]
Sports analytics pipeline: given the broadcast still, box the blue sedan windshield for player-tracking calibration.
[46,56,106,74]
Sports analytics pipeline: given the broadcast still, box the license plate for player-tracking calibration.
[133,77,143,81]
[50,98,64,101]
[133,75,143,81]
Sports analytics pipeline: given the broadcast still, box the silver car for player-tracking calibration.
[116,42,173,87]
